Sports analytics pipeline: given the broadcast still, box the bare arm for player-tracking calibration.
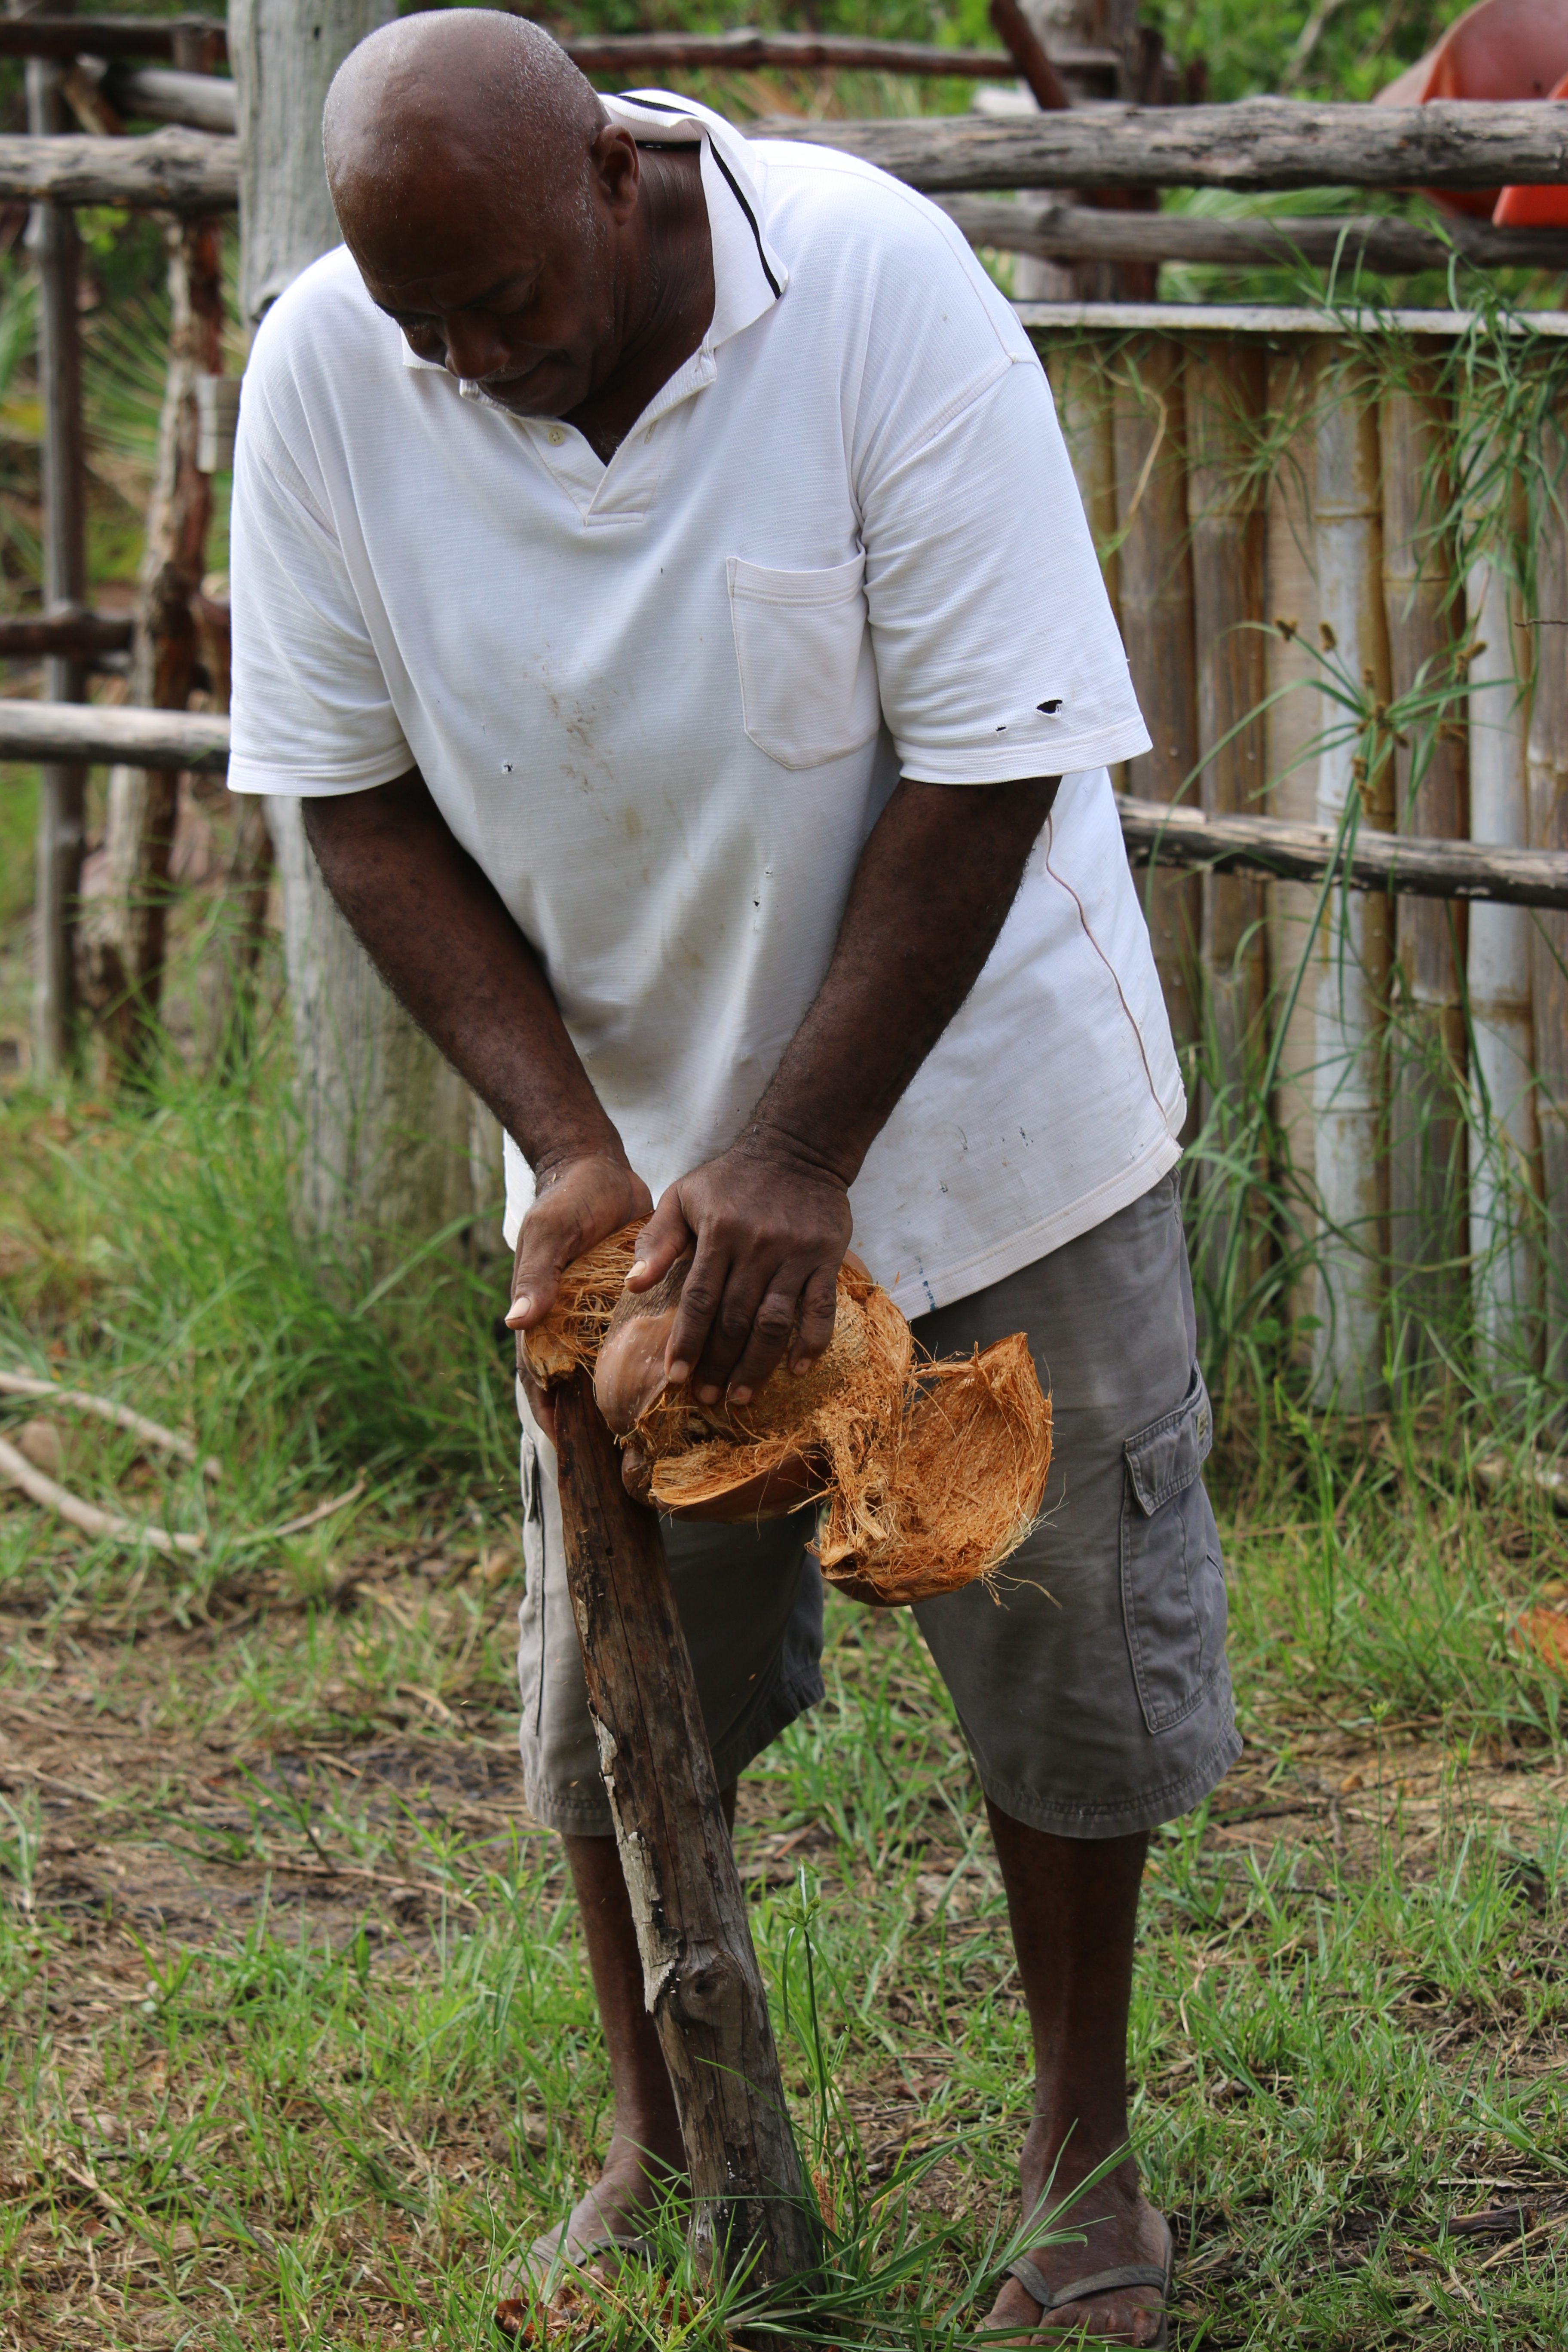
[301,770,654,1280]
[621,772,1058,1402]
[303,765,1058,1410]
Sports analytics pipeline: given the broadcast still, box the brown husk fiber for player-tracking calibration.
[522,1225,1052,1608]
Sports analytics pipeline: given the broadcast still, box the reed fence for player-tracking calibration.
[1031,303,1568,1408]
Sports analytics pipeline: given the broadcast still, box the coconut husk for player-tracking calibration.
[520,1227,1051,1608]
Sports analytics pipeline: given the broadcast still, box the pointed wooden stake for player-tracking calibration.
[551,1369,820,2290]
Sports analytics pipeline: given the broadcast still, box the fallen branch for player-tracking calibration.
[252,1476,368,1546]
[0,1369,219,1477]
[0,1434,204,1555]
[1115,794,1568,909]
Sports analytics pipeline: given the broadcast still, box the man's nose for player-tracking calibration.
[441,315,509,383]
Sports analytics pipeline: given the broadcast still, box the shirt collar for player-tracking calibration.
[400,89,786,380]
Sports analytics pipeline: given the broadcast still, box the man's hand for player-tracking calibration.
[627,1131,852,1405]
[505,1152,654,1441]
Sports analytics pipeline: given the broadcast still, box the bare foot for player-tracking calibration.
[983,2156,1169,2347]
[556,2128,686,2266]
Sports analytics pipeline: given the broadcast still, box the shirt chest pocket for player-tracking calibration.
[726,553,882,772]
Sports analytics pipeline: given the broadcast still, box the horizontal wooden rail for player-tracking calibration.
[0,701,228,772]
[1118,795,1568,910]
[560,30,1029,77]
[110,65,236,137]
[7,102,1568,211]
[0,706,1564,907]
[0,612,132,659]
[941,196,1568,272]
[754,100,1568,191]
[0,128,235,209]
[0,14,219,61]
[1018,297,1568,336]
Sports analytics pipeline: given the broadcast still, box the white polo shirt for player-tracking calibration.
[229,94,1181,1313]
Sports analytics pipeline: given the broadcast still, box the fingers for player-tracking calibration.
[722,1267,815,1403]
[504,1154,651,1330]
[789,1263,840,1375]
[625,1189,694,1293]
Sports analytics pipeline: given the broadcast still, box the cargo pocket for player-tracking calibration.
[1121,1364,1226,1736]
[518,1434,548,1735]
[726,552,882,771]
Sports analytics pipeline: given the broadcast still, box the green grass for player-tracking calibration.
[3,1070,1568,2346]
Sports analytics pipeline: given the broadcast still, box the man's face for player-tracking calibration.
[341,132,631,420]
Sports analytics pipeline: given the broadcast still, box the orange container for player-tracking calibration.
[1374,0,1568,219]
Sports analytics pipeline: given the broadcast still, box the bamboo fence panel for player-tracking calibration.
[1112,337,1200,1118]
[1527,409,1568,1387]
[1044,344,1119,618]
[1306,349,1393,1406]
[1464,462,1540,1372]
[1380,370,1469,1369]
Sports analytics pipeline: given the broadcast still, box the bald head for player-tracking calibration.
[325,10,605,234]
[320,11,711,432]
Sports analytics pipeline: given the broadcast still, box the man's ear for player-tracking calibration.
[591,124,642,224]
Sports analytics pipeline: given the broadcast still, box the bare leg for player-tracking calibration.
[554,1782,738,2253]
[981,1802,1168,2346]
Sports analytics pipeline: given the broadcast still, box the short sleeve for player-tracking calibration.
[227,365,413,799]
[853,250,1151,785]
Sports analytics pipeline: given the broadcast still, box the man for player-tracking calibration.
[228,13,1239,2342]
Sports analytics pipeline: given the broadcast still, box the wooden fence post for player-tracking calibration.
[1308,344,1392,1407]
[551,1372,819,2288]
[1185,340,1268,1312]
[1380,371,1469,1377]
[1263,343,1325,1342]
[87,213,224,1064]
[1112,335,1200,1123]
[1527,405,1568,1390]
[231,0,485,1262]
[24,0,88,1076]
[1464,456,1540,1372]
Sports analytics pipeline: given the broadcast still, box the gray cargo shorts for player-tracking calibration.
[515,1169,1241,1838]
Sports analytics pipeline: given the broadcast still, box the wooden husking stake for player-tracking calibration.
[551,1368,819,2287]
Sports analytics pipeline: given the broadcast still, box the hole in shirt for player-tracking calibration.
[1038,698,1063,715]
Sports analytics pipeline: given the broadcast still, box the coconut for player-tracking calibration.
[521,1225,1052,1608]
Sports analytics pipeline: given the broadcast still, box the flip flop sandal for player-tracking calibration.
[1004,2217,1173,2349]
[494,2220,658,2338]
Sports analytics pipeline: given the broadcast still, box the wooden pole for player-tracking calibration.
[1263,348,1329,1363]
[89,211,224,1066]
[1185,341,1268,1303]
[551,1372,818,2288]
[1307,344,1393,1408]
[1464,457,1540,1371]
[755,101,1568,195]
[24,0,88,1077]
[1380,371,1468,1379]
[1112,336,1200,1126]
[1528,407,1568,1392]
[1115,795,1568,905]
[939,196,1568,275]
